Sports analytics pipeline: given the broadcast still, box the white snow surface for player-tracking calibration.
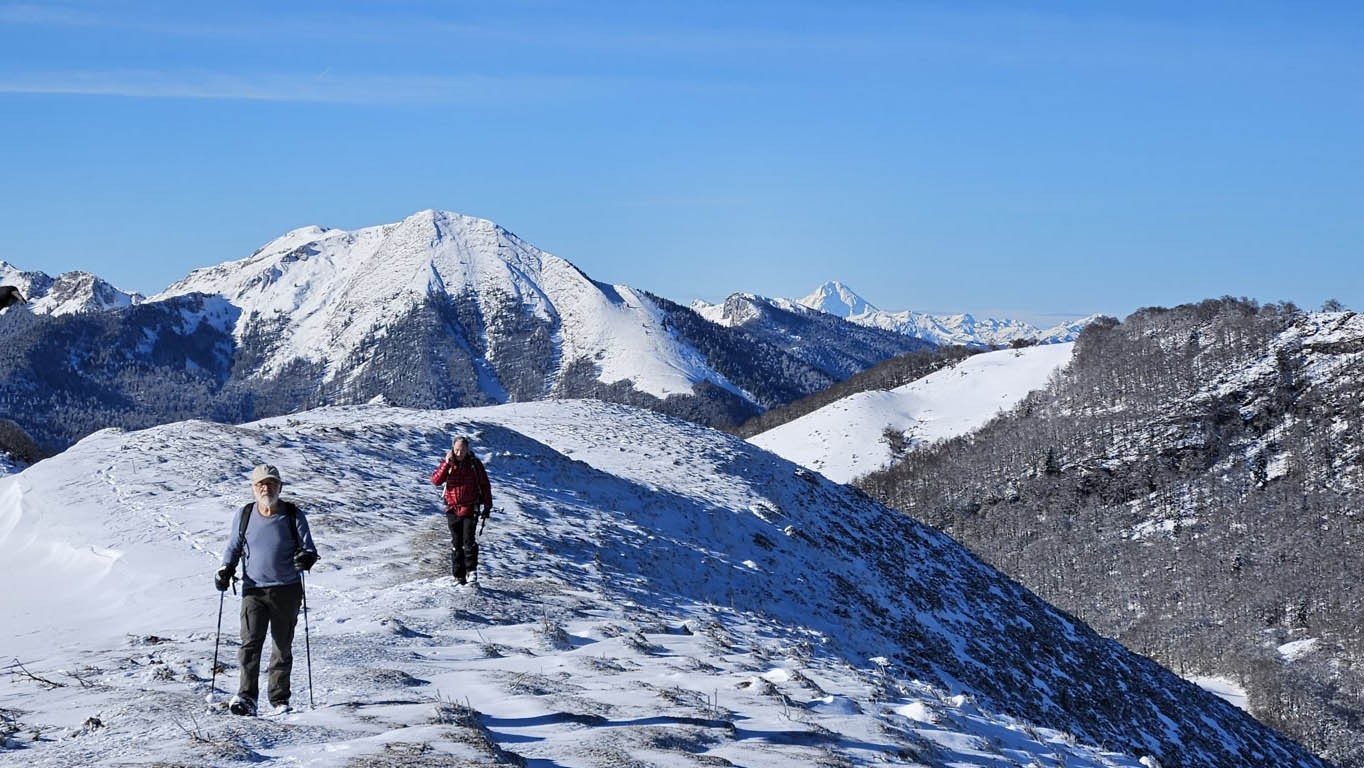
[1278,638,1320,662]
[0,400,1166,767]
[1189,676,1250,712]
[154,210,741,400]
[750,343,1075,483]
[689,298,729,326]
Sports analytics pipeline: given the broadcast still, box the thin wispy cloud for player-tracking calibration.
[0,69,618,104]
[4,3,1356,78]
[416,17,893,59]
[0,2,100,25]
[0,3,893,63]
[0,3,478,45]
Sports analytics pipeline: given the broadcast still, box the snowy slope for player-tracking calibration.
[0,400,1321,766]
[156,210,741,400]
[750,344,1075,483]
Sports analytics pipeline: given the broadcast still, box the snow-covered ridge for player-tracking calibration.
[0,259,144,316]
[750,343,1076,483]
[688,291,823,328]
[0,400,1323,766]
[789,280,1095,347]
[156,209,741,400]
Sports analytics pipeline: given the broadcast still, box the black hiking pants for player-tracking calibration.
[238,581,304,707]
[446,512,479,580]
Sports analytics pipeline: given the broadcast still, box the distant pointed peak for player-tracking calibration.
[797,281,877,318]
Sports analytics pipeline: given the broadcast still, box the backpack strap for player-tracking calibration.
[237,501,302,553]
[237,502,253,550]
[282,501,302,550]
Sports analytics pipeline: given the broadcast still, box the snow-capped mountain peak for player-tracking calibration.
[798,280,878,317]
[156,209,743,403]
[790,281,1093,348]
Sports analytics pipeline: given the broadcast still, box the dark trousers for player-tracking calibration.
[238,581,304,706]
[446,512,479,579]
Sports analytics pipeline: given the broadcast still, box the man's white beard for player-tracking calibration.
[256,489,280,510]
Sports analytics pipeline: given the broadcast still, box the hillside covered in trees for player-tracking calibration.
[859,298,1364,766]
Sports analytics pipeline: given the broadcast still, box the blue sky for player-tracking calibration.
[2,1,1361,325]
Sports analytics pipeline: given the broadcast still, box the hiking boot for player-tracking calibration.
[228,695,257,716]
[268,702,293,716]
[456,574,467,585]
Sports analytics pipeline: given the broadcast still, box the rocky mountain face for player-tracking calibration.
[859,298,1364,767]
[0,212,922,452]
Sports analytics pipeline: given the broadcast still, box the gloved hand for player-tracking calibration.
[480,505,492,520]
[293,550,319,572]
[214,566,233,592]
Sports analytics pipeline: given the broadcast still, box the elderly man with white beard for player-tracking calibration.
[216,464,319,716]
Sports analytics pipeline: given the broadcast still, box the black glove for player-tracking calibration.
[293,550,319,572]
[480,505,492,520]
[214,566,233,592]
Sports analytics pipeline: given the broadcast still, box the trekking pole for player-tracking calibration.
[300,570,314,709]
[208,588,225,704]
[479,507,499,537]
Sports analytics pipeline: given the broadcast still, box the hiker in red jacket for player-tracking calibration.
[430,436,492,585]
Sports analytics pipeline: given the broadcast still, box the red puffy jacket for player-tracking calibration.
[431,454,492,517]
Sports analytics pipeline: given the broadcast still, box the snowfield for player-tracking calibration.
[0,400,1320,766]
[750,343,1075,483]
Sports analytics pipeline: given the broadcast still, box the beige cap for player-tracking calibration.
[250,464,283,484]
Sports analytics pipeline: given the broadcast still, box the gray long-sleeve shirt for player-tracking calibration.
[221,501,317,589]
